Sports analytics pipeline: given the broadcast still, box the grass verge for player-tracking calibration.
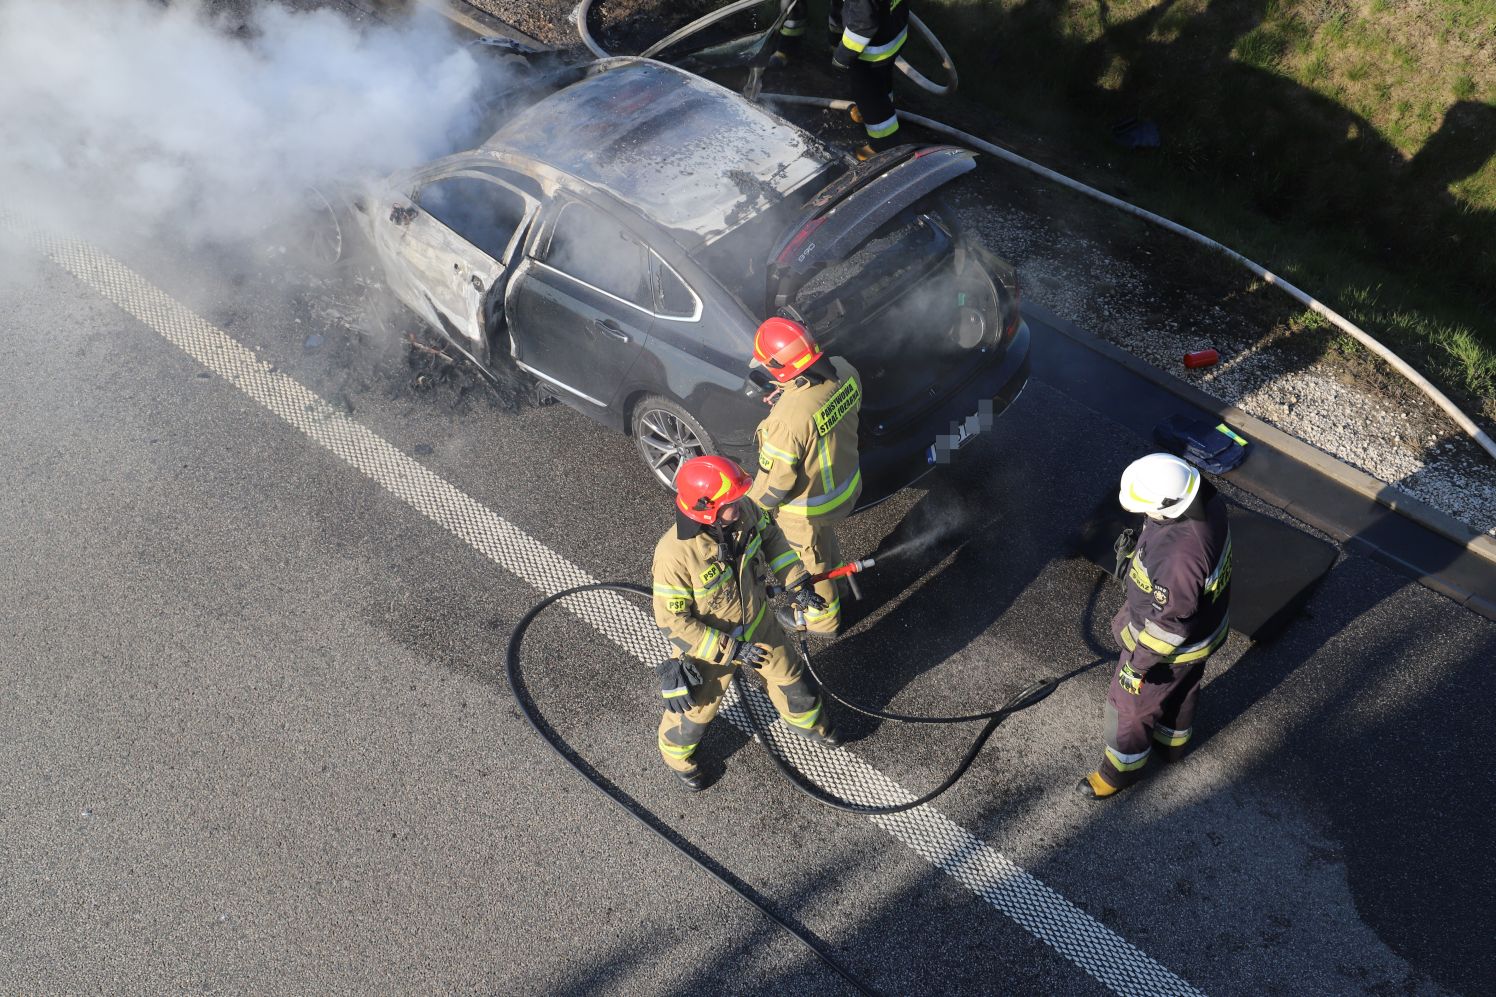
[877,0,1496,420]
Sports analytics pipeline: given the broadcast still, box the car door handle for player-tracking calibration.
[590,319,629,342]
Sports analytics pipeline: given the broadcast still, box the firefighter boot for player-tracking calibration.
[672,760,707,792]
[1073,771,1123,801]
[807,725,844,748]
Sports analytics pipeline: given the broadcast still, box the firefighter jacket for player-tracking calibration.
[749,357,863,521]
[652,508,809,666]
[1112,481,1232,672]
[836,0,910,63]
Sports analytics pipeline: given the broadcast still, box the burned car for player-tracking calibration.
[340,56,1029,504]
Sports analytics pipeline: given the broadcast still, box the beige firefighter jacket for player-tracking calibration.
[652,507,810,666]
[748,356,863,520]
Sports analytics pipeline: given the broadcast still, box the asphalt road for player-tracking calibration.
[1,223,1493,996]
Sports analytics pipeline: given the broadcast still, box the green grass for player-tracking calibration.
[858,0,1496,417]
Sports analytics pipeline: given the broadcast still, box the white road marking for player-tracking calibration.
[4,216,1204,997]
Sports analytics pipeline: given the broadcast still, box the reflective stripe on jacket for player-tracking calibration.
[749,357,863,521]
[1111,483,1232,669]
[652,509,809,665]
[838,0,909,62]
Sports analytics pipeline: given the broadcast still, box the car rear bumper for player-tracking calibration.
[854,320,1032,511]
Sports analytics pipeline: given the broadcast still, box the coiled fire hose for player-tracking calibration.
[506,575,1102,815]
[505,575,1103,994]
[506,581,881,996]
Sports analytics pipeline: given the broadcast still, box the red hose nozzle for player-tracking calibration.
[812,558,876,583]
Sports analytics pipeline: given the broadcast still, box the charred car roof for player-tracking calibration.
[481,58,835,248]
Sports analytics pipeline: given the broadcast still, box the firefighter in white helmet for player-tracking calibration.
[1077,453,1233,800]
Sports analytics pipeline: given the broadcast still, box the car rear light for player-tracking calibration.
[775,215,829,267]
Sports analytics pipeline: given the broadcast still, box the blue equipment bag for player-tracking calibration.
[1153,415,1251,474]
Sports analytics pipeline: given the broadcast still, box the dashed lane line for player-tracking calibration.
[4,216,1204,997]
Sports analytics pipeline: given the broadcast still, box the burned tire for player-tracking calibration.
[289,185,348,270]
[630,395,716,490]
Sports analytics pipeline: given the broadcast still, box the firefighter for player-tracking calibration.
[653,455,842,791]
[1077,453,1233,800]
[746,318,862,637]
[769,0,812,61]
[771,0,909,160]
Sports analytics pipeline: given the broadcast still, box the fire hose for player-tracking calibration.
[505,580,880,996]
[505,564,1105,816]
[505,569,1106,995]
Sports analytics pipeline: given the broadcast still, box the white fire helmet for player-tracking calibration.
[1118,453,1200,519]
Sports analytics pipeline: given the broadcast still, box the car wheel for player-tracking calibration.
[291,185,346,269]
[631,395,716,490]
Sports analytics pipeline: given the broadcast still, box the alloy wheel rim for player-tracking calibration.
[638,409,705,487]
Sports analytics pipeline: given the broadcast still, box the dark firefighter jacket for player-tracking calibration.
[836,0,910,62]
[749,357,863,521]
[1112,481,1233,672]
[652,508,809,666]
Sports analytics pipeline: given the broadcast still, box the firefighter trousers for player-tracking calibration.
[775,2,897,149]
[657,614,831,772]
[1097,654,1208,789]
[847,58,898,150]
[774,513,844,634]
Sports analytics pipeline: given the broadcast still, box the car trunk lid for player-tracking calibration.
[763,146,1018,434]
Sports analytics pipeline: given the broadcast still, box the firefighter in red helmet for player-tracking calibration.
[748,317,863,637]
[652,455,842,791]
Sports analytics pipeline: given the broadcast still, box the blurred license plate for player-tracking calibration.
[926,409,982,464]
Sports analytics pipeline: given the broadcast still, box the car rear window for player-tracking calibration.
[654,259,697,318]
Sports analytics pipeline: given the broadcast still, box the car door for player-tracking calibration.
[376,169,537,366]
[503,198,654,409]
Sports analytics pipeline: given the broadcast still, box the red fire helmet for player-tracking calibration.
[674,455,753,525]
[750,317,823,383]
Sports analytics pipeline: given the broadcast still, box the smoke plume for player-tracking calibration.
[0,0,491,246]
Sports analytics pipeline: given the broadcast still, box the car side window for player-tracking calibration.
[416,176,526,262]
[545,201,649,308]
[653,256,697,319]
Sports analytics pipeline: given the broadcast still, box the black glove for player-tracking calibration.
[764,579,786,599]
[732,640,770,668]
[656,657,702,714]
[1112,527,1137,581]
[792,587,827,614]
[831,44,857,71]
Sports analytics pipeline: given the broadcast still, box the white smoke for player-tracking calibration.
[0,0,491,245]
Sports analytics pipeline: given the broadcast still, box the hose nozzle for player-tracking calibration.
[813,558,876,583]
